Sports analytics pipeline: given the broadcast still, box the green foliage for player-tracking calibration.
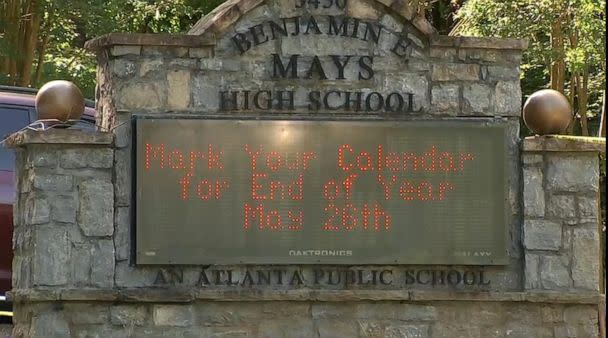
[455,0,606,124]
[1,0,226,98]
[108,0,224,33]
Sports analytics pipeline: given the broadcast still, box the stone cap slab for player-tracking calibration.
[524,135,606,153]
[430,36,529,50]
[4,129,114,148]
[85,33,215,52]
[84,6,528,53]
[83,32,528,56]
[9,288,605,305]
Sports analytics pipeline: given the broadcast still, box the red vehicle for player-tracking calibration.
[0,85,95,322]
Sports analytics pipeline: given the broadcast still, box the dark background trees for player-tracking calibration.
[0,0,223,95]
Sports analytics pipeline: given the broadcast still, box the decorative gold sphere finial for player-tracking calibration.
[35,80,85,122]
[523,89,572,135]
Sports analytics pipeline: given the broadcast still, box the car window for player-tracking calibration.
[0,106,30,171]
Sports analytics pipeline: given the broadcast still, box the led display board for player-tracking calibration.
[135,118,507,265]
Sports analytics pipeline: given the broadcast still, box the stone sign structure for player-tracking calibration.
[6,0,605,337]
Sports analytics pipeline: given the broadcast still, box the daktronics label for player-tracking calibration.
[135,119,508,265]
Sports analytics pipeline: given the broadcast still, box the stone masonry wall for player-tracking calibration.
[14,300,600,338]
[523,137,603,292]
[87,0,527,292]
[8,131,604,338]
[6,0,605,337]
[101,22,524,119]
[10,131,114,293]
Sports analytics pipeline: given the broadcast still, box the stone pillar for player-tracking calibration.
[6,129,114,337]
[522,136,604,292]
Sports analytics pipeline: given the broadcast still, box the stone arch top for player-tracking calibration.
[188,0,436,37]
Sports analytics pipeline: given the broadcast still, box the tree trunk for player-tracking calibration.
[15,0,28,85]
[566,72,577,135]
[550,18,566,93]
[18,0,41,87]
[0,0,7,74]
[0,0,44,87]
[34,34,48,87]
[576,67,589,136]
[565,30,579,135]
[600,90,606,137]
[6,0,20,84]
